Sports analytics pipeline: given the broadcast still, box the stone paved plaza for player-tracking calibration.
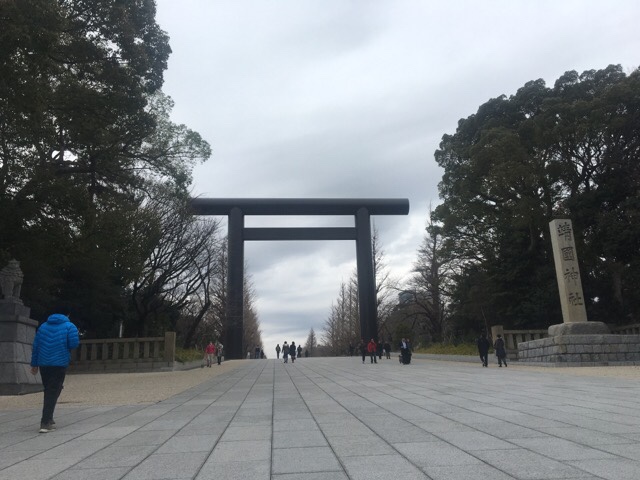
[1,357,640,480]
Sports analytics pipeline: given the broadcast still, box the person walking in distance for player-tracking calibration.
[477,332,490,367]
[297,344,302,359]
[289,341,297,363]
[30,307,80,433]
[282,341,289,363]
[275,343,281,359]
[205,341,215,367]
[399,337,411,365]
[216,342,223,365]
[494,334,508,367]
[367,338,378,364]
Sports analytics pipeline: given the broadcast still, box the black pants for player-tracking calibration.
[39,366,66,425]
[479,352,488,366]
[401,349,411,364]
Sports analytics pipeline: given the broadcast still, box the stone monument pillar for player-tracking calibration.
[547,219,609,336]
[0,260,42,395]
[549,219,587,323]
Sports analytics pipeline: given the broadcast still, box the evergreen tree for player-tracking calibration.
[434,65,640,328]
[0,1,212,336]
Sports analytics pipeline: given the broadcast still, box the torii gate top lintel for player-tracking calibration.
[190,198,409,216]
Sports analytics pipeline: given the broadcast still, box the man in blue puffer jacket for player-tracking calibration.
[30,309,80,433]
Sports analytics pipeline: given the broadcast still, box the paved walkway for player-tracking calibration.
[1,357,640,480]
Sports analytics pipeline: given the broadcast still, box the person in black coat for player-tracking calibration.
[494,334,508,367]
[358,339,366,364]
[477,333,490,367]
[399,338,411,365]
[289,341,296,363]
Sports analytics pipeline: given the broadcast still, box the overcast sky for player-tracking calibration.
[155,0,639,357]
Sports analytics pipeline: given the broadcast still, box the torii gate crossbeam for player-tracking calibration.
[190,198,410,359]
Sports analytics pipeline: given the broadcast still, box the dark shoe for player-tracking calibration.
[39,422,56,433]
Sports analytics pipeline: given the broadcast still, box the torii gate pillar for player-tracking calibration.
[227,207,244,360]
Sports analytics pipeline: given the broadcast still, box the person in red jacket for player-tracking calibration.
[205,342,216,367]
[367,338,378,364]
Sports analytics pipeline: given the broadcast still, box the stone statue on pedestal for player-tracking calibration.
[0,259,23,303]
[0,260,42,395]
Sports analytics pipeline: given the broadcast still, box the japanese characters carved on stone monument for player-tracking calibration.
[549,219,588,323]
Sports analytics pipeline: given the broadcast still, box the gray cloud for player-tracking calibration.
[157,0,640,356]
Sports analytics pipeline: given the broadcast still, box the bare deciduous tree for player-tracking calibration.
[372,225,397,341]
[304,327,317,356]
[130,189,222,337]
[242,272,263,356]
[322,227,397,353]
[402,210,457,343]
[322,280,358,355]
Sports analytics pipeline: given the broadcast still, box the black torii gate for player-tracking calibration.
[190,198,410,359]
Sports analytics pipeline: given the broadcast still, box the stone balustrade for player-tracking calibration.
[491,323,640,362]
[611,323,640,335]
[69,332,176,373]
[490,325,547,360]
[517,334,640,365]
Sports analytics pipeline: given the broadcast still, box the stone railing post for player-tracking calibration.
[164,332,176,363]
[490,325,504,342]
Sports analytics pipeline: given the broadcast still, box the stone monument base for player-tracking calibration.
[0,374,43,395]
[518,331,640,366]
[547,321,610,336]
